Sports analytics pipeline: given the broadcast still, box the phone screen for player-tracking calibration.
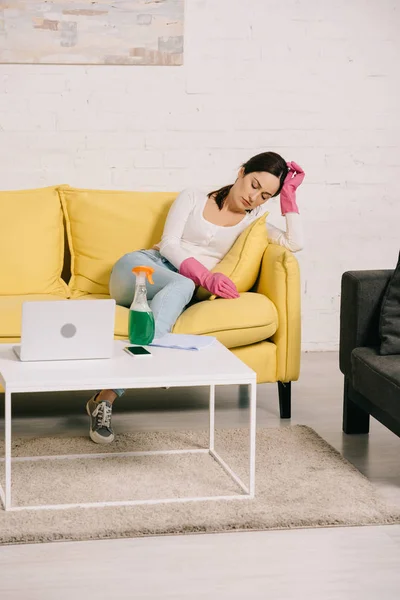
[124,346,152,356]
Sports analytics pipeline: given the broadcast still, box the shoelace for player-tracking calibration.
[92,401,112,430]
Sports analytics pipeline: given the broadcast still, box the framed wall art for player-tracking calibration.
[0,1,184,65]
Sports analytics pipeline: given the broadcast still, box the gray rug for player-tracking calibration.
[1,425,399,545]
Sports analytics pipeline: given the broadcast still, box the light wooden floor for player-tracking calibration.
[1,351,400,599]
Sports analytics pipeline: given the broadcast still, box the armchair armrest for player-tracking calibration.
[255,244,301,382]
[339,270,393,377]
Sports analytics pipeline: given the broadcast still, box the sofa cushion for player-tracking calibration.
[379,252,400,355]
[59,187,176,297]
[195,213,269,301]
[352,346,400,419]
[174,292,278,348]
[0,186,68,297]
[81,292,278,349]
[0,295,68,338]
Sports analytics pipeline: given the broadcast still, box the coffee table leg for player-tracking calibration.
[5,388,11,510]
[208,380,256,498]
[209,384,215,451]
[249,381,257,498]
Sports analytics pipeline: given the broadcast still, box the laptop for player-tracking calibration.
[13,299,116,362]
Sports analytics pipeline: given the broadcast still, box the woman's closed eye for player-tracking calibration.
[252,180,270,201]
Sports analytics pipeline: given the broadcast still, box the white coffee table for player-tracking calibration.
[0,340,256,512]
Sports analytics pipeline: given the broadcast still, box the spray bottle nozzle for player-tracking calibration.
[132,266,155,285]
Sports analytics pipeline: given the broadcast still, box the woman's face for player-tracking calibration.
[230,169,281,212]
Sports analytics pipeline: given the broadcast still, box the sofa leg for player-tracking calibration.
[278,382,291,419]
[342,377,370,434]
[238,384,249,408]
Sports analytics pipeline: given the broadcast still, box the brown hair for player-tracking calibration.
[208,151,289,210]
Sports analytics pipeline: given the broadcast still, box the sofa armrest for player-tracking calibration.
[254,244,301,382]
[339,270,393,377]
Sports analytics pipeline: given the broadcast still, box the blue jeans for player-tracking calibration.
[109,249,195,398]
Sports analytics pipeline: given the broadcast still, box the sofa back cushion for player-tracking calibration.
[0,186,68,297]
[380,252,400,355]
[195,213,269,301]
[59,187,177,297]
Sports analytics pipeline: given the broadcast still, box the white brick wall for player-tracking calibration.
[0,0,399,350]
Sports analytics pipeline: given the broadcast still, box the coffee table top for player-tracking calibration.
[0,340,256,393]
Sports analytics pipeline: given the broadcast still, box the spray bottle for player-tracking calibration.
[129,266,155,345]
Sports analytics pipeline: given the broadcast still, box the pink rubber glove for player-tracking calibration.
[280,161,305,215]
[179,257,240,299]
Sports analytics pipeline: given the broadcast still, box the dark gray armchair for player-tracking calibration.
[339,269,400,437]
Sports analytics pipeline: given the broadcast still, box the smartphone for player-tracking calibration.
[124,346,152,357]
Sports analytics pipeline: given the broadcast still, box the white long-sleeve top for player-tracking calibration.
[158,188,304,270]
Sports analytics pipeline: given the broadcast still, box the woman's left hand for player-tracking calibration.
[280,161,305,215]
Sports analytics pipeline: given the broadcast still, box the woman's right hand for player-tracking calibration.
[203,272,240,299]
[179,257,239,299]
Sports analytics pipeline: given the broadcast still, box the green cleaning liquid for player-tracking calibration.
[129,265,156,345]
[128,309,155,345]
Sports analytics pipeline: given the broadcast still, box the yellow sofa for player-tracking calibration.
[0,186,301,417]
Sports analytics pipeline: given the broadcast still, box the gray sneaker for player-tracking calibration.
[86,395,115,444]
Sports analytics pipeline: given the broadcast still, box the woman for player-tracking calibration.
[86,151,305,444]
